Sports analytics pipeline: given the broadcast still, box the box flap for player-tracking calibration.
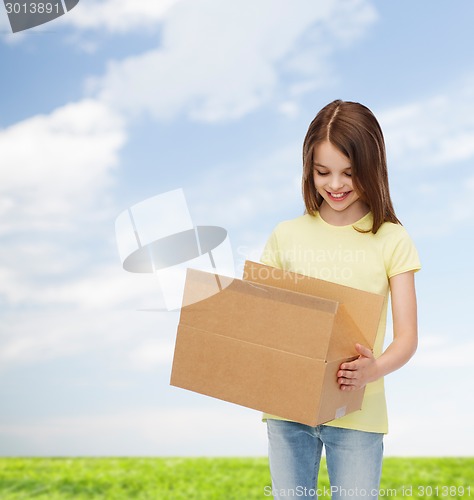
[179,268,339,360]
[243,261,383,348]
[326,304,371,361]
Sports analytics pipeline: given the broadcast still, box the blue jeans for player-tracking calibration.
[266,419,383,500]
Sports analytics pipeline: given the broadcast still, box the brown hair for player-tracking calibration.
[302,99,400,233]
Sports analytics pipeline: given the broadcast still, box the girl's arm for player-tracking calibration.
[337,270,418,391]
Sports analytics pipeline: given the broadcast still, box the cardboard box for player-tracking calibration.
[170,261,384,426]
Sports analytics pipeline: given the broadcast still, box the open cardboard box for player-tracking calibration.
[170,261,384,426]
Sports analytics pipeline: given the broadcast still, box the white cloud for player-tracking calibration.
[0,303,178,368]
[2,402,471,456]
[0,98,168,371]
[386,411,474,456]
[398,172,474,236]
[0,406,267,456]
[63,0,183,33]
[277,101,300,118]
[379,77,474,169]
[0,98,126,231]
[0,98,139,372]
[384,344,473,456]
[0,258,167,309]
[446,175,474,224]
[128,337,176,372]
[378,78,474,235]
[411,334,474,368]
[89,0,376,122]
[0,98,132,350]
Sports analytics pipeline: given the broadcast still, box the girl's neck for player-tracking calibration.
[319,200,370,226]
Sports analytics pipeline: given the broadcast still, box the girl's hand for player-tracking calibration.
[337,343,380,391]
[337,272,418,392]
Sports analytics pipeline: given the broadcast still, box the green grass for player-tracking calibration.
[0,457,472,499]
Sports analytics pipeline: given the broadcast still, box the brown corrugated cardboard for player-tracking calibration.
[170,261,384,426]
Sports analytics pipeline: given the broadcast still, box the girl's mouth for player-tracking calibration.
[326,191,351,201]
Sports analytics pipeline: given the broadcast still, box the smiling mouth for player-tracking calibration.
[327,191,351,201]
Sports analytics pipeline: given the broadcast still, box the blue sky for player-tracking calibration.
[1,0,473,457]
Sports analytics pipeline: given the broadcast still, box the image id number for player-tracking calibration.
[5,2,60,14]
[418,485,471,497]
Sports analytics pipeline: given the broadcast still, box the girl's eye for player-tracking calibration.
[315,170,328,176]
[344,172,352,177]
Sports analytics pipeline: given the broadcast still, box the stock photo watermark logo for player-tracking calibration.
[115,189,235,312]
[3,0,79,33]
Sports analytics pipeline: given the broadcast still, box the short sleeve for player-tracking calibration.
[260,228,283,269]
[385,227,421,278]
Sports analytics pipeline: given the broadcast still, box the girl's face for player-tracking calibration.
[312,140,368,223]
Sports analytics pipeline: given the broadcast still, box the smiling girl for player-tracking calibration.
[261,100,421,499]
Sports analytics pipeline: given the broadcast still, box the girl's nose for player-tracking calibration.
[328,175,344,191]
